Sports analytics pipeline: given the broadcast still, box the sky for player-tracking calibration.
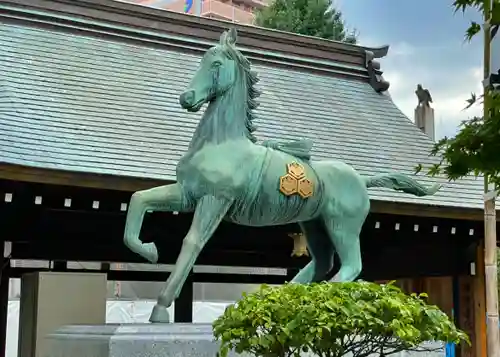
[334,0,484,139]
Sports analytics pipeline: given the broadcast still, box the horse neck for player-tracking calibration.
[187,79,251,152]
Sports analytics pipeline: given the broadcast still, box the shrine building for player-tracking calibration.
[0,1,497,357]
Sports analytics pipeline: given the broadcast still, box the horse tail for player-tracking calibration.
[364,173,441,197]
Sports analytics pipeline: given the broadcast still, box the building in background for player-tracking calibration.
[127,0,268,24]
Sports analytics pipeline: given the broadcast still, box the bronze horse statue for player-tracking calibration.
[123,29,441,323]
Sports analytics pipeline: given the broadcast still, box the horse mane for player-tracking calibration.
[220,30,260,143]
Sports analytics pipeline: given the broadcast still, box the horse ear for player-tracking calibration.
[219,30,228,45]
[227,28,238,45]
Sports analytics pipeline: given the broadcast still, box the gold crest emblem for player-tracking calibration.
[298,178,314,198]
[279,162,314,198]
[286,162,306,179]
[279,174,298,195]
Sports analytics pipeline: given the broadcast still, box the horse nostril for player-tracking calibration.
[179,90,195,107]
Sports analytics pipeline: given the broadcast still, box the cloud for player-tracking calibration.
[389,42,415,57]
[360,38,483,140]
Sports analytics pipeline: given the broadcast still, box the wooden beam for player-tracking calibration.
[9,267,289,284]
[0,163,166,192]
[0,202,476,277]
[9,237,467,280]
[0,164,496,221]
[9,241,308,270]
[2,200,478,250]
[371,200,499,222]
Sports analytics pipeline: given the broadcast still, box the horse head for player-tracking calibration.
[179,28,260,143]
[179,28,241,112]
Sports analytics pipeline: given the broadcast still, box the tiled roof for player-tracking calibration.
[0,21,486,209]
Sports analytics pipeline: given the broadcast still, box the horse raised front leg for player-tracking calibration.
[149,195,233,323]
[291,220,334,284]
[124,183,192,264]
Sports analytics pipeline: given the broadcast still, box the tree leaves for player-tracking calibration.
[453,0,486,14]
[213,282,469,357]
[254,0,358,43]
[465,21,482,41]
[419,90,500,189]
[417,0,500,192]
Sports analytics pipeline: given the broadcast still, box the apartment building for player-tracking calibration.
[129,0,268,24]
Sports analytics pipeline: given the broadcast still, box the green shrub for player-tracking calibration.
[213,282,469,357]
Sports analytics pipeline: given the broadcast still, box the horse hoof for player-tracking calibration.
[149,304,170,323]
[141,243,158,264]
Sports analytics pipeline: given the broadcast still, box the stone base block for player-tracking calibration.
[44,323,246,357]
[44,323,446,357]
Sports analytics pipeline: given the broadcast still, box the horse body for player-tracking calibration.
[229,156,371,227]
[123,28,441,323]
[178,138,329,226]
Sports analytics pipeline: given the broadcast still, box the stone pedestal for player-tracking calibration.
[44,323,447,357]
[414,105,435,141]
[44,323,248,357]
[18,272,107,357]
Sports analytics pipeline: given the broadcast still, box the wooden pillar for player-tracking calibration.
[423,277,453,318]
[458,275,475,357]
[453,274,460,324]
[174,273,193,323]
[0,246,9,357]
[474,242,487,357]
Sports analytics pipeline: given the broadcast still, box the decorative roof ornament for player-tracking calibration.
[415,84,433,107]
[364,47,390,93]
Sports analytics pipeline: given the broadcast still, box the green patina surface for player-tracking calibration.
[0,19,485,209]
[122,29,441,323]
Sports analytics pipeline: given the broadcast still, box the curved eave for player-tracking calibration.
[0,0,385,82]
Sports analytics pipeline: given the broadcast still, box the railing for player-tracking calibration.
[201,0,255,24]
[237,0,268,9]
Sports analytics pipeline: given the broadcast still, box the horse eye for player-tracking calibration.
[212,61,222,68]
